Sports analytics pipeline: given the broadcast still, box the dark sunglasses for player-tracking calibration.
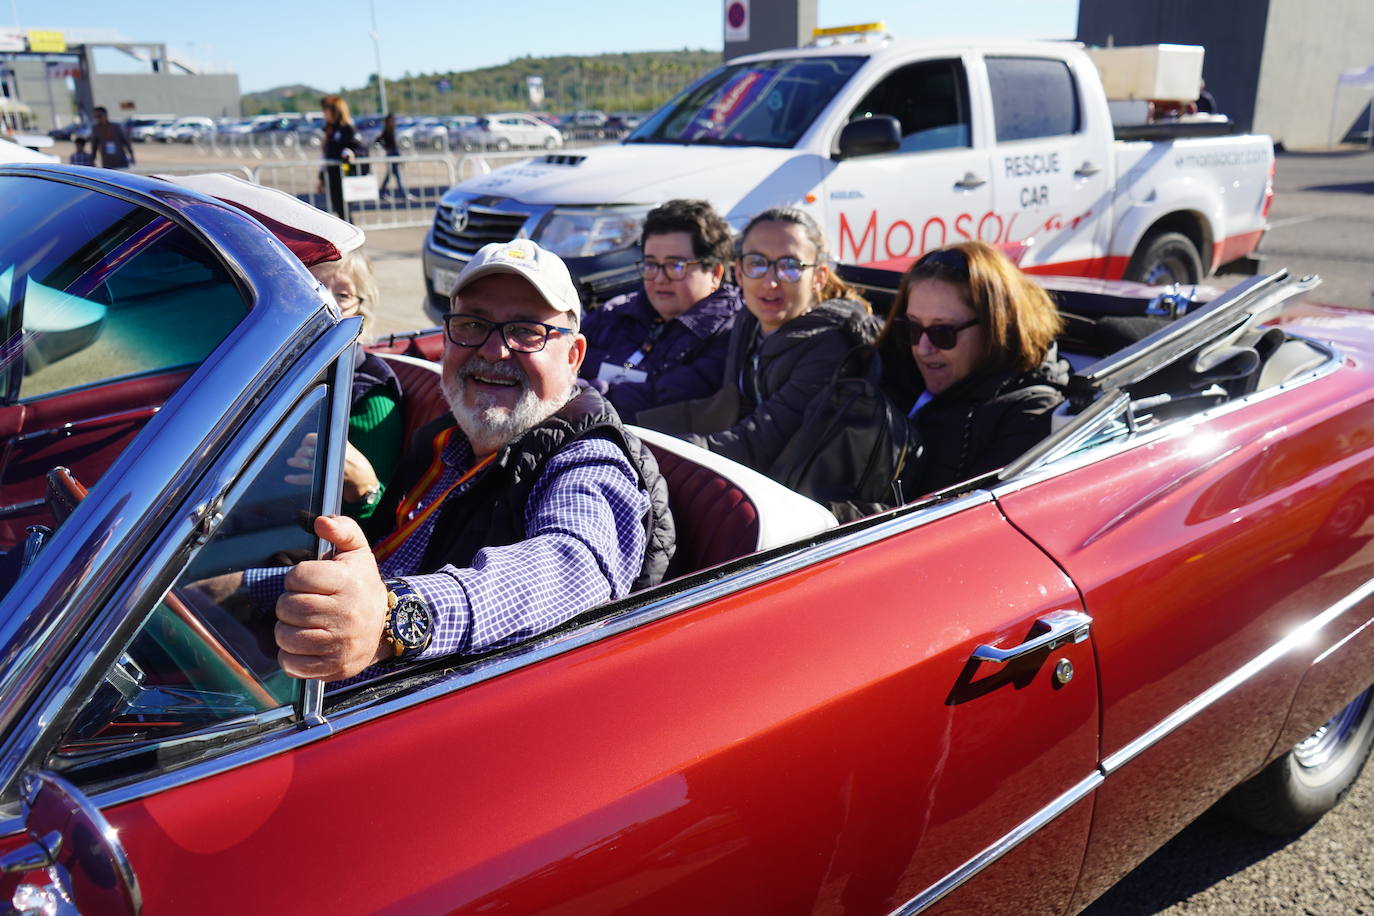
[915,248,969,275]
[893,316,980,350]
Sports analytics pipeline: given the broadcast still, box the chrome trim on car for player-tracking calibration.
[993,336,1342,495]
[1100,574,1374,775]
[0,296,360,802]
[887,770,1104,915]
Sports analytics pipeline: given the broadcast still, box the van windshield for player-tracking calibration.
[626,56,864,148]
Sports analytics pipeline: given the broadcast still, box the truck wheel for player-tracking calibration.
[1221,686,1374,835]
[1124,231,1204,286]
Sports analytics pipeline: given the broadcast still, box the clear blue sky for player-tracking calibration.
[29,1,1079,94]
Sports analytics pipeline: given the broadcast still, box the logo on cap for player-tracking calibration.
[502,247,528,260]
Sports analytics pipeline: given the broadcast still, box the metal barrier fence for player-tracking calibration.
[252,154,457,231]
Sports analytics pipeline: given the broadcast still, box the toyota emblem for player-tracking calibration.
[451,204,469,234]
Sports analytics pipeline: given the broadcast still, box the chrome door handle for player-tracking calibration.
[954,172,988,190]
[972,610,1092,664]
[1074,161,1101,179]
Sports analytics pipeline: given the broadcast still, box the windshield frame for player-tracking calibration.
[625,54,866,149]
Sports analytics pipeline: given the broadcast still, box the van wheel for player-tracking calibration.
[1123,231,1204,286]
[1221,686,1374,835]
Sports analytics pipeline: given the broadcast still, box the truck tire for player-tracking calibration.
[1124,231,1204,286]
[1221,686,1374,835]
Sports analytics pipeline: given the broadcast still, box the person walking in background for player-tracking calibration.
[320,95,360,220]
[68,137,96,166]
[90,107,133,169]
[377,112,412,201]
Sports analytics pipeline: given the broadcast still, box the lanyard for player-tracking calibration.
[373,426,496,563]
[624,320,668,368]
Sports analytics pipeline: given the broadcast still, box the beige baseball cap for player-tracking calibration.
[453,239,581,324]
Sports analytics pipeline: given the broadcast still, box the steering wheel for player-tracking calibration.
[45,466,278,709]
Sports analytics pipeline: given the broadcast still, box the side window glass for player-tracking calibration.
[986,56,1081,142]
[48,385,333,781]
[0,176,247,403]
[847,58,971,152]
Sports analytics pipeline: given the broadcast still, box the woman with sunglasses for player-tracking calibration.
[879,240,1069,498]
[579,199,742,422]
[641,206,877,477]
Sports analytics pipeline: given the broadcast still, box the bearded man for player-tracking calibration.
[271,240,673,682]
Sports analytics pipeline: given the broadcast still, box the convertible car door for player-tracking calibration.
[993,346,1374,908]
[23,493,1095,915]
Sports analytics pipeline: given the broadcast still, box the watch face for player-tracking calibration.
[392,597,433,648]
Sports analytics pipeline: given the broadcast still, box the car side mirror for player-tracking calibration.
[836,116,901,159]
[0,771,141,915]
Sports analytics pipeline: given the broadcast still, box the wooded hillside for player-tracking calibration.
[243,49,719,117]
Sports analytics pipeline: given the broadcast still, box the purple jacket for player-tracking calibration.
[579,283,743,422]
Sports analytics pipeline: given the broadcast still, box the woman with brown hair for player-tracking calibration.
[640,206,878,477]
[879,240,1069,498]
[320,96,361,220]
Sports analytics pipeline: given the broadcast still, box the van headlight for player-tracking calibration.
[537,206,651,258]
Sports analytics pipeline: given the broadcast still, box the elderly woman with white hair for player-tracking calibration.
[305,249,403,520]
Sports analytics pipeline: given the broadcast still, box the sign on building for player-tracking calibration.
[724,0,750,42]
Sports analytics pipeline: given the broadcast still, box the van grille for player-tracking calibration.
[432,202,530,257]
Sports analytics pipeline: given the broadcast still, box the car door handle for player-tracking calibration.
[972,610,1092,664]
[1074,161,1101,179]
[954,172,987,191]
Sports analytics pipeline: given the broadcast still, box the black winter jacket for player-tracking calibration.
[579,283,742,422]
[364,385,675,591]
[895,347,1071,498]
[637,298,880,475]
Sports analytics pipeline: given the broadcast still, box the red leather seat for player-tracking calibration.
[376,353,448,446]
[643,441,760,578]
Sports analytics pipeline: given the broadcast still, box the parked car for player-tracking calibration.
[0,163,1371,916]
[442,115,478,150]
[602,111,644,138]
[455,112,563,151]
[125,115,177,142]
[159,116,215,143]
[403,116,451,151]
[423,37,1272,309]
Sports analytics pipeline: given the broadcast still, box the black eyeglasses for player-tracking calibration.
[738,253,819,283]
[894,316,980,351]
[443,313,575,353]
[638,258,705,280]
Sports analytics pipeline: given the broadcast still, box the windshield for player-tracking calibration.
[627,55,864,148]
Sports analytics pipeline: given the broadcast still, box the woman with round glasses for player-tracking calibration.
[579,199,742,421]
[641,206,877,478]
[879,240,1068,498]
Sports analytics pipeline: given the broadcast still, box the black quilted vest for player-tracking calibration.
[364,385,674,591]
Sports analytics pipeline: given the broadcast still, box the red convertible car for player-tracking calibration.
[0,165,1371,916]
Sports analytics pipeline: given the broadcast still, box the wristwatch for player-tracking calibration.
[380,579,433,662]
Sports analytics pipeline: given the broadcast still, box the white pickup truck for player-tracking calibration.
[422,35,1274,311]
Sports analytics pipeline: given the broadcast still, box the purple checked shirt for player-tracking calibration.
[380,433,649,657]
[247,433,649,672]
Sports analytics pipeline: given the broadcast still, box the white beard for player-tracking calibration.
[441,356,567,454]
